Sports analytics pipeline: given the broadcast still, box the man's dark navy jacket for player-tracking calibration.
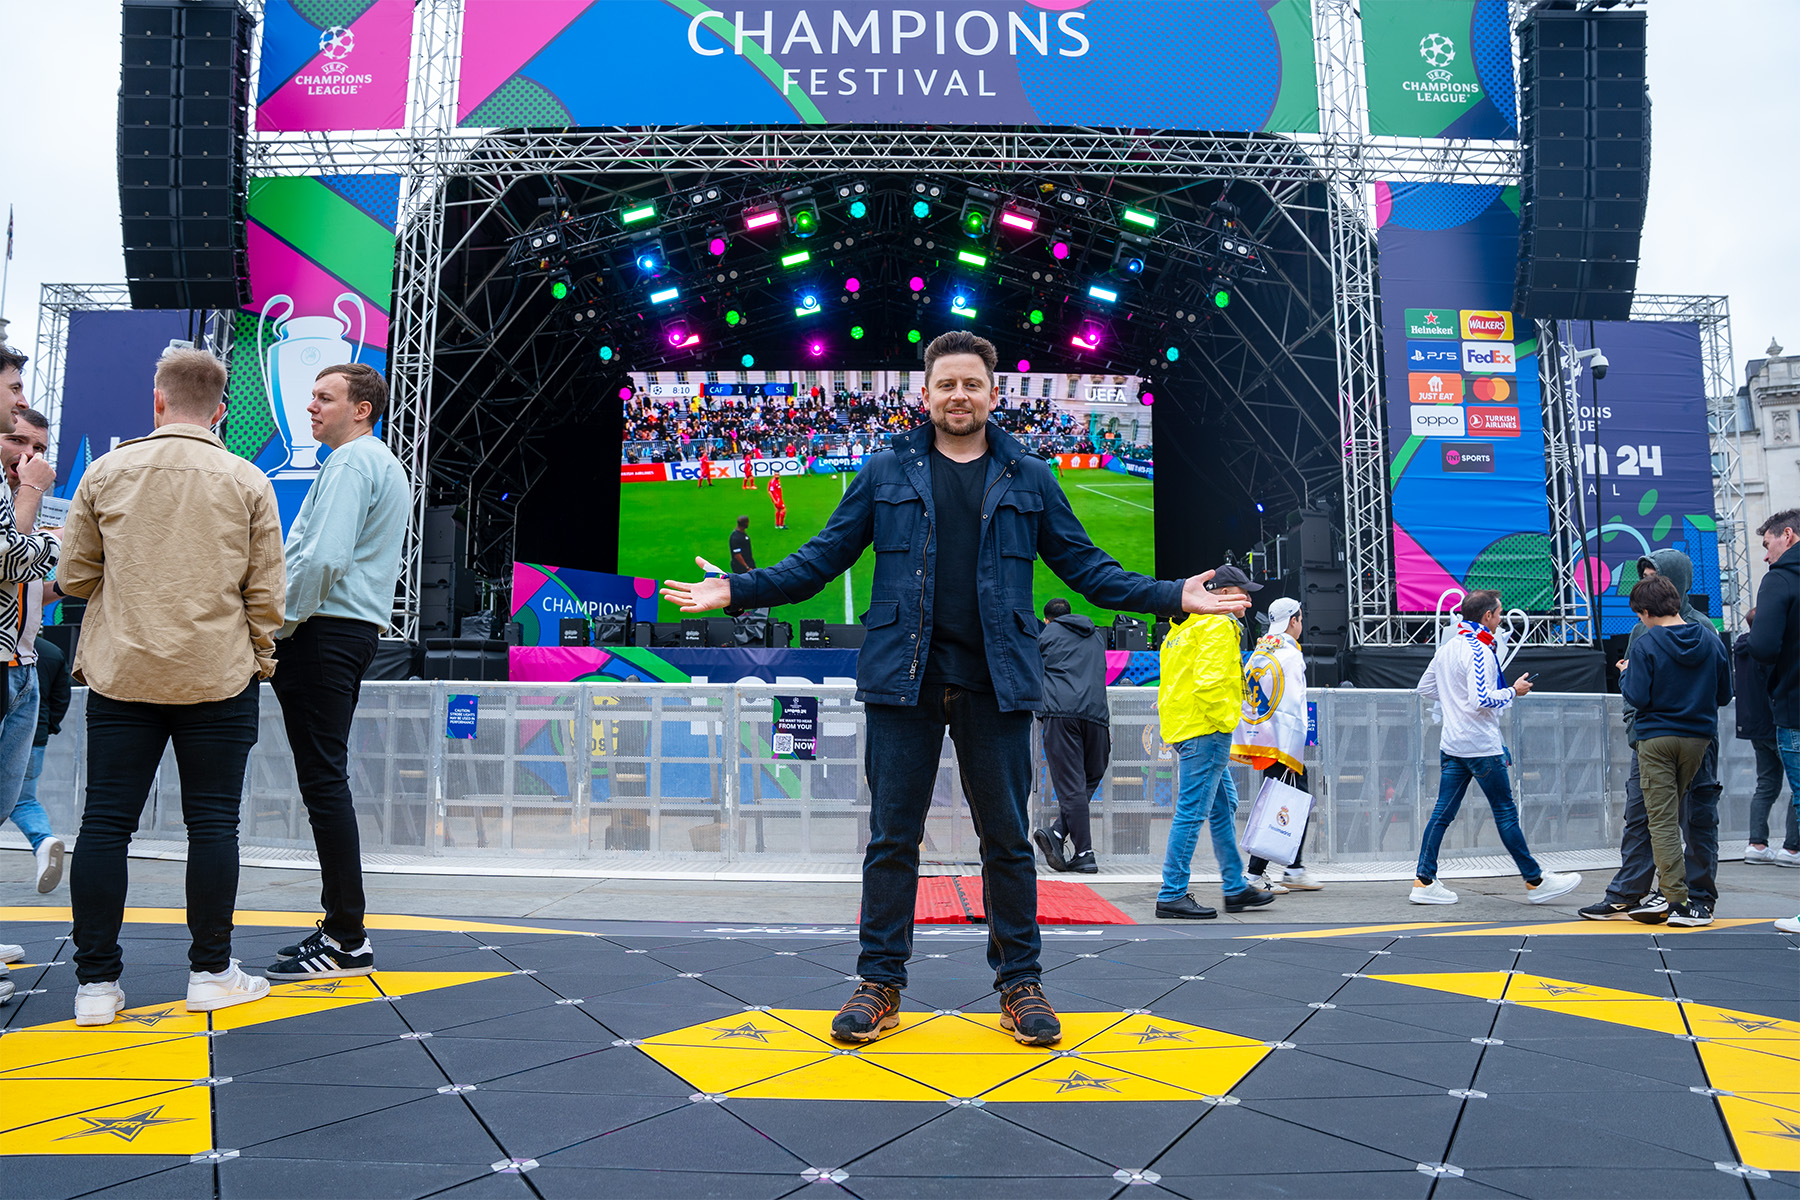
[729,422,1184,712]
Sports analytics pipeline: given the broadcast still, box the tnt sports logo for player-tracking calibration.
[1462,342,1516,375]
[1420,33,1456,69]
[319,25,355,60]
[1460,311,1514,341]
[1442,442,1497,473]
[1409,372,1464,405]
[1276,806,1291,828]
[1410,405,1467,437]
[1466,407,1522,437]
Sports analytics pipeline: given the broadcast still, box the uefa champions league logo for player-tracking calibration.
[320,25,355,60]
[1419,33,1455,69]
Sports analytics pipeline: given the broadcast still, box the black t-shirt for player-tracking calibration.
[729,529,755,571]
[924,446,992,690]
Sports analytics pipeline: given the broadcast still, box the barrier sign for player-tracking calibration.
[447,694,479,739]
[773,695,818,760]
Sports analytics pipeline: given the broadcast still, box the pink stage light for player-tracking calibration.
[808,339,826,357]
[619,387,633,400]
[1139,391,1154,406]
[1017,359,1031,372]
[707,236,728,256]
[1071,333,1100,351]
[845,277,861,293]
[909,276,925,292]
[999,210,1036,233]
[1050,240,1071,260]
[744,207,782,231]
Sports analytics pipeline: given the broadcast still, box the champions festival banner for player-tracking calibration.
[255,0,415,132]
[455,0,1319,132]
[512,644,1165,686]
[511,562,660,647]
[225,174,400,532]
[1361,0,1517,139]
[1376,182,1552,613]
[1563,321,1721,635]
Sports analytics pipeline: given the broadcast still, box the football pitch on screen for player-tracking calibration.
[621,470,1157,626]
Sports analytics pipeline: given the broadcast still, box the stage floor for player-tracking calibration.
[3,910,1797,1198]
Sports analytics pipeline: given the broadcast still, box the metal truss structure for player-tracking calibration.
[33,284,134,453]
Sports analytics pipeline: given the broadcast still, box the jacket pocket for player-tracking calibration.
[873,483,920,552]
[862,600,901,629]
[1015,609,1042,638]
[996,489,1044,559]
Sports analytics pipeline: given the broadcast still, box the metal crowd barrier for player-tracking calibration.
[26,684,1759,869]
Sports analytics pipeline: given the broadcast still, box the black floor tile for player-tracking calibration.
[1749,1176,1800,1199]
[224,999,414,1037]
[1326,999,1501,1038]
[67,1162,217,1199]
[542,1101,809,1172]
[1230,1048,1449,1100]
[579,998,745,1039]
[1446,1092,1730,1169]
[1285,1006,1474,1046]
[1491,1003,1672,1042]
[1472,1042,1705,1095]
[1241,1094,1462,1163]
[846,1175,1124,1199]
[1044,958,1186,986]
[1508,953,1680,997]
[692,973,867,1008]
[1503,1033,1705,1088]
[1154,976,1327,1013]
[218,1157,483,1200]
[1187,959,1350,1005]
[844,1107,1112,1178]
[239,1093,505,1163]
[214,1080,441,1146]
[464,1086,690,1159]
[5,1156,190,1200]
[644,943,788,972]
[530,966,681,999]
[429,1003,616,1044]
[478,1044,690,1096]
[726,1098,945,1167]
[233,1036,450,1089]
[584,975,751,1011]
[526,1166,811,1200]
[984,1099,1204,1169]
[425,1035,602,1084]
[1156,1171,1433,1199]
[1299,1037,1484,1090]
[1459,1167,1754,1199]
[420,1171,539,1199]
[1152,1103,1421,1175]
[211,1030,400,1075]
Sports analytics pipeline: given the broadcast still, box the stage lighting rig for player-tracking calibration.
[835,180,870,219]
[619,200,657,227]
[743,202,783,232]
[910,180,944,221]
[1052,187,1092,210]
[1112,231,1151,276]
[960,188,999,239]
[999,204,1039,234]
[630,234,667,278]
[704,225,730,257]
[1120,206,1159,233]
[687,186,722,207]
[782,187,820,239]
[1047,228,1074,261]
[548,270,572,300]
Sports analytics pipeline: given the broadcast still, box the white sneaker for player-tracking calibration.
[1775,849,1800,869]
[1283,869,1325,892]
[1528,870,1583,904]
[1411,880,1459,905]
[0,976,13,1005]
[1745,844,1777,865]
[1259,872,1291,894]
[1776,915,1800,934]
[0,942,24,964]
[75,981,127,1026]
[34,837,65,893]
[185,961,270,1013]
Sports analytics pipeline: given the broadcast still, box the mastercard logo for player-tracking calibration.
[1470,377,1513,403]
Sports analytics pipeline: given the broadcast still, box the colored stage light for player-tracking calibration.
[1016,359,1030,372]
[1071,333,1099,351]
[1000,209,1037,233]
[725,309,742,325]
[912,199,932,220]
[852,325,865,340]
[956,250,988,269]
[1114,230,1150,276]
[1139,391,1154,406]
[621,202,657,225]
[794,293,821,318]
[744,205,782,231]
[808,339,826,357]
[635,244,664,273]
[962,209,989,237]
[1119,255,1144,274]
[791,203,820,238]
[848,199,868,219]
[951,298,977,319]
[1028,309,1045,325]
[1213,287,1231,308]
[907,329,922,343]
[550,279,569,300]
[1165,346,1180,362]
[1087,284,1119,304]
[845,277,860,293]
[649,286,680,304]
[1256,502,1265,513]
[908,276,925,292]
[741,354,755,368]
[707,235,728,256]
[598,345,615,362]
[780,249,812,268]
[1121,207,1158,231]
[619,386,633,400]
[1049,232,1072,261]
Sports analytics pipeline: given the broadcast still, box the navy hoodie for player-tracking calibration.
[1619,620,1732,742]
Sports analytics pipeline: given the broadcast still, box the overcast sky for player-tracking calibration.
[2,2,1795,396]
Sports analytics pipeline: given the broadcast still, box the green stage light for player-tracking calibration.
[620,201,657,225]
[794,208,818,235]
[1028,309,1045,325]
[550,280,569,300]
[851,325,865,339]
[726,309,742,325]
[1121,207,1158,231]
[912,199,931,220]
[780,249,812,268]
[1165,346,1180,362]
[848,199,868,219]
[955,250,988,269]
[741,353,755,368]
[1213,287,1231,308]
[963,210,988,236]
[907,329,922,343]
[598,345,614,362]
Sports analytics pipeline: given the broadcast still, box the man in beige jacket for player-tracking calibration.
[60,346,286,1024]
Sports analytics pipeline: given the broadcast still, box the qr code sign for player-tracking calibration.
[772,733,794,755]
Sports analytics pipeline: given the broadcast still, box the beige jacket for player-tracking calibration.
[59,423,286,704]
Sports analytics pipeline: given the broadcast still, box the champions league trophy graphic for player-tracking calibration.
[258,292,367,478]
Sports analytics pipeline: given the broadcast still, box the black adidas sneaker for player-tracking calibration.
[266,932,376,980]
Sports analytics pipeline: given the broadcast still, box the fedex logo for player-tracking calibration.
[1461,342,1516,374]
[1466,407,1522,437]
[1407,341,1462,370]
[1460,310,1514,340]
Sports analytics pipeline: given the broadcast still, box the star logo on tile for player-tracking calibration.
[1529,982,1592,997]
[1762,1118,1800,1143]
[114,1010,180,1027]
[1127,1025,1192,1045]
[57,1107,188,1143]
[1424,311,1440,325]
[1708,1014,1784,1033]
[290,980,352,994]
[707,1021,775,1043]
[1051,1071,1123,1093]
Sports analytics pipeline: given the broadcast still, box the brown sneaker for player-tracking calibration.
[831,981,901,1043]
[998,979,1062,1046]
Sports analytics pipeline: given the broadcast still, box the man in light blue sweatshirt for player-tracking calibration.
[266,363,409,980]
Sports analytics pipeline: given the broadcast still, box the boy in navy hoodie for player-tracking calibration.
[1618,575,1732,926]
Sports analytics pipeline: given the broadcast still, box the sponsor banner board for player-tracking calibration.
[456,0,1320,134]
[1409,372,1464,405]
[510,562,659,647]
[1405,307,1461,339]
[666,457,808,483]
[1467,376,1516,404]
[1460,310,1513,340]
[255,0,415,132]
[1466,407,1522,437]
[1441,442,1496,473]
[1406,341,1463,370]
[1461,341,1516,374]
[1056,453,1111,470]
[1362,0,1518,140]
[620,463,670,483]
[1410,406,1467,438]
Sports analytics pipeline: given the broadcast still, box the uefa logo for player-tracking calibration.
[320,25,355,61]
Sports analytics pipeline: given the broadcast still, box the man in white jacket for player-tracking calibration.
[1411,590,1581,905]
[1232,597,1322,892]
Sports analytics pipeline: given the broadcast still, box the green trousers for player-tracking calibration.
[1635,735,1710,906]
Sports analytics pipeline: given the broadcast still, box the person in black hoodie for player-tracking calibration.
[1618,575,1732,926]
[1032,598,1110,874]
[1736,607,1797,865]
[1749,509,1800,936]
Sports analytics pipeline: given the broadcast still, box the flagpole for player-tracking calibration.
[1,205,11,327]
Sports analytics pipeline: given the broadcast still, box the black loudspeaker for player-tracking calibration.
[1112,615,1150,652]
[800,619,827,648]
[1514,8,1648,321]
[118,0,252,309]
[680,618,707,646]
[420,506,476,639]
[592,612,634,646]
[1289,510,1335,569]
[1152,620,1170,649]
[1295,569,1349,652]
[769,621,793,649]
[422,638,508,681]
[649,622,686,648]
[559,618,591,646]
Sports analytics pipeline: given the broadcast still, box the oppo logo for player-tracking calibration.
[1416,414,1461,426]
[1410,405,1467,436]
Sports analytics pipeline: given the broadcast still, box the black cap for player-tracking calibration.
[1206,564,1263,592]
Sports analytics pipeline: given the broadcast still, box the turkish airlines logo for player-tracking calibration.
[1410,405,1467,437]
[1409,372,1464,405]
[1466,407,1522,437]
[1442,442,1496,473]
[1461,342,1516,374]
[1460,310,1514,340]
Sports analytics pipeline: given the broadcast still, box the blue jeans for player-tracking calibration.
[7,744,54,848]
[1777,727,1800,835]
[858,687,1039,991]
[1159,732,1248,901]
[0,666,41,843]
[1415,752,1543,886]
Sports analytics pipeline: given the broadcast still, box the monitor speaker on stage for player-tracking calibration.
[558,618,591,646]
[680,618,707,646]
[800,619,827,648]
[118,0,253,310]
[1112,616,1150,653]
[1514,7,1648,321]
[592,612,634,646]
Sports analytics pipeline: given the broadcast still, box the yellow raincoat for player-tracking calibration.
[1156,613,1244,743]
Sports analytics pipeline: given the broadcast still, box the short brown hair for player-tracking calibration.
[923,330,997,388]
[154,347,228,418]
[1759,508,1799,539]
[317,362,389,425]
[1458,590,1501,623]
[1629,574,1681,618]
[15,407,49,432]
[0,346,26,375]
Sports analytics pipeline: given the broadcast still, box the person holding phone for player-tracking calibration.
[1410,590,1581,905]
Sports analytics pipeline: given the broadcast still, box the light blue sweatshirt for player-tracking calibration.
[279,433,409,637]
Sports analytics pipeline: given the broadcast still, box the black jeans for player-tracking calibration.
[272,617,380,946]
[1604,739,1721,906]
[860,687,1039,991]
[1042,716,1110,857]
[1748,738,1799,850]
[70,680,260,982]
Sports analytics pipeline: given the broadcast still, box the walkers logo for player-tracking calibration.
[1460,310,1513,340]
[1405,308,1459,339]
[1409,372,1464,405]
[1409,405,1467,437]
[1441,442,1496,473]
[1407,341,1462,370]
[1466,407,1522,437]
[1461,342,1516,375]
[1469,376,1514,404]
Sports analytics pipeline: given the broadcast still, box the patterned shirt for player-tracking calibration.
[0,482,61,664]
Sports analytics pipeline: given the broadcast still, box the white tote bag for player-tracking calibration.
[1241,774,1313,868]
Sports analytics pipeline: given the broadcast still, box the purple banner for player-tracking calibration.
[53,310,201,502]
